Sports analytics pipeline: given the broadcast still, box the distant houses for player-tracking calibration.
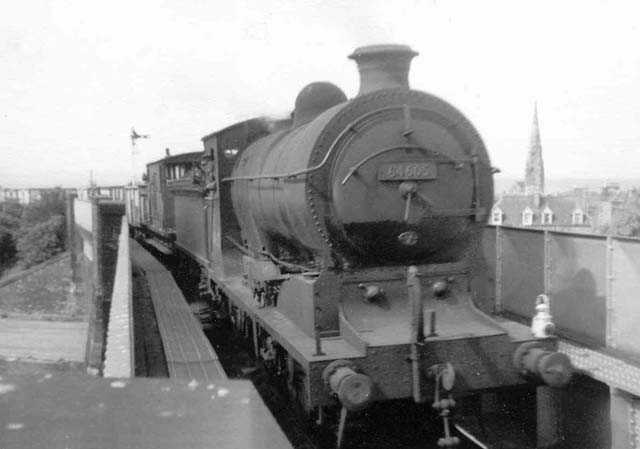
[76,186,124,202]
[491,105,633,234]
[0,188,44,205]
[0,185,127,207]
[0,187,77,205]
[490,186,629,233]
[492,192,586,229]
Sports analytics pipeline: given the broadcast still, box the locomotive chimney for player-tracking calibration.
[348,44,418,95]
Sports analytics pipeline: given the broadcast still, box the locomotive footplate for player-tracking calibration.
[216,266,572,412]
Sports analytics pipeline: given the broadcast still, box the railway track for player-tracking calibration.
[203,320,514,449]
[164,267,528,449]
[131,242,533,449]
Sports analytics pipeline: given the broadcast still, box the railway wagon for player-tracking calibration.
[145,151,203,245]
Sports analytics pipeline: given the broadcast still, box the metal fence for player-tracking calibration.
[482,226,640,357]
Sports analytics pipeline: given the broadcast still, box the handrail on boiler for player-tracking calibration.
[220,105,470,183]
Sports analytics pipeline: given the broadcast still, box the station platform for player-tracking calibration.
[0,374,292,449]
[129,239,226,381]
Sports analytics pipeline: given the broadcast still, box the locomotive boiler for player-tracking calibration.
[131,44,574,447]
[230,44,493,267]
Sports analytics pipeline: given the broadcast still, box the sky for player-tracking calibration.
[1,0,640,188]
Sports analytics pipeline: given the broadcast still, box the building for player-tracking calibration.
[0,188,42,205]
[492,191,590,230]
[490,105,618,233]
[524,105,544,197]
[0,188,20,203]
[0,187,76,206]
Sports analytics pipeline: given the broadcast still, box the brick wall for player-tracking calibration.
[70,198,124,374]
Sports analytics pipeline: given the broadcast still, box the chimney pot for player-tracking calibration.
[348,44,418,95]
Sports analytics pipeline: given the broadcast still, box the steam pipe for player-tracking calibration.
[408,266,424,342]
[408,266,424,403]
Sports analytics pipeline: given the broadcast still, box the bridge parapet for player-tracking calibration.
[103,216,133,378]
[480,226,640,358]
[478,226,640,448]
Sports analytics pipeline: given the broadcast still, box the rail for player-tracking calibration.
[103,216,134,377]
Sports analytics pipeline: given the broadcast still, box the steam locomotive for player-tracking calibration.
[126,44,573,446]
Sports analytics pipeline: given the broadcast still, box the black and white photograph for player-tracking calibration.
[1,1,640,448]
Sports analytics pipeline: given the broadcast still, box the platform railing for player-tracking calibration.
[103,216,133,378]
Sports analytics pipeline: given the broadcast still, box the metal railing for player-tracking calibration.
[481,225,640,360]
[103,216,133,378]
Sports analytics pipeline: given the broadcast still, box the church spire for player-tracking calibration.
[525,102,544,197]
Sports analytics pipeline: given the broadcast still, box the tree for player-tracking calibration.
[0,226,16,267]
[608,188,640,237]
[0,211,20,231]
[16,215,66,268]
[21,188,66,225]
[0,189,69,271]
[0,211,20,269]
[612,211,640,237]
[1,202,23,218]
[19,187,67,252]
